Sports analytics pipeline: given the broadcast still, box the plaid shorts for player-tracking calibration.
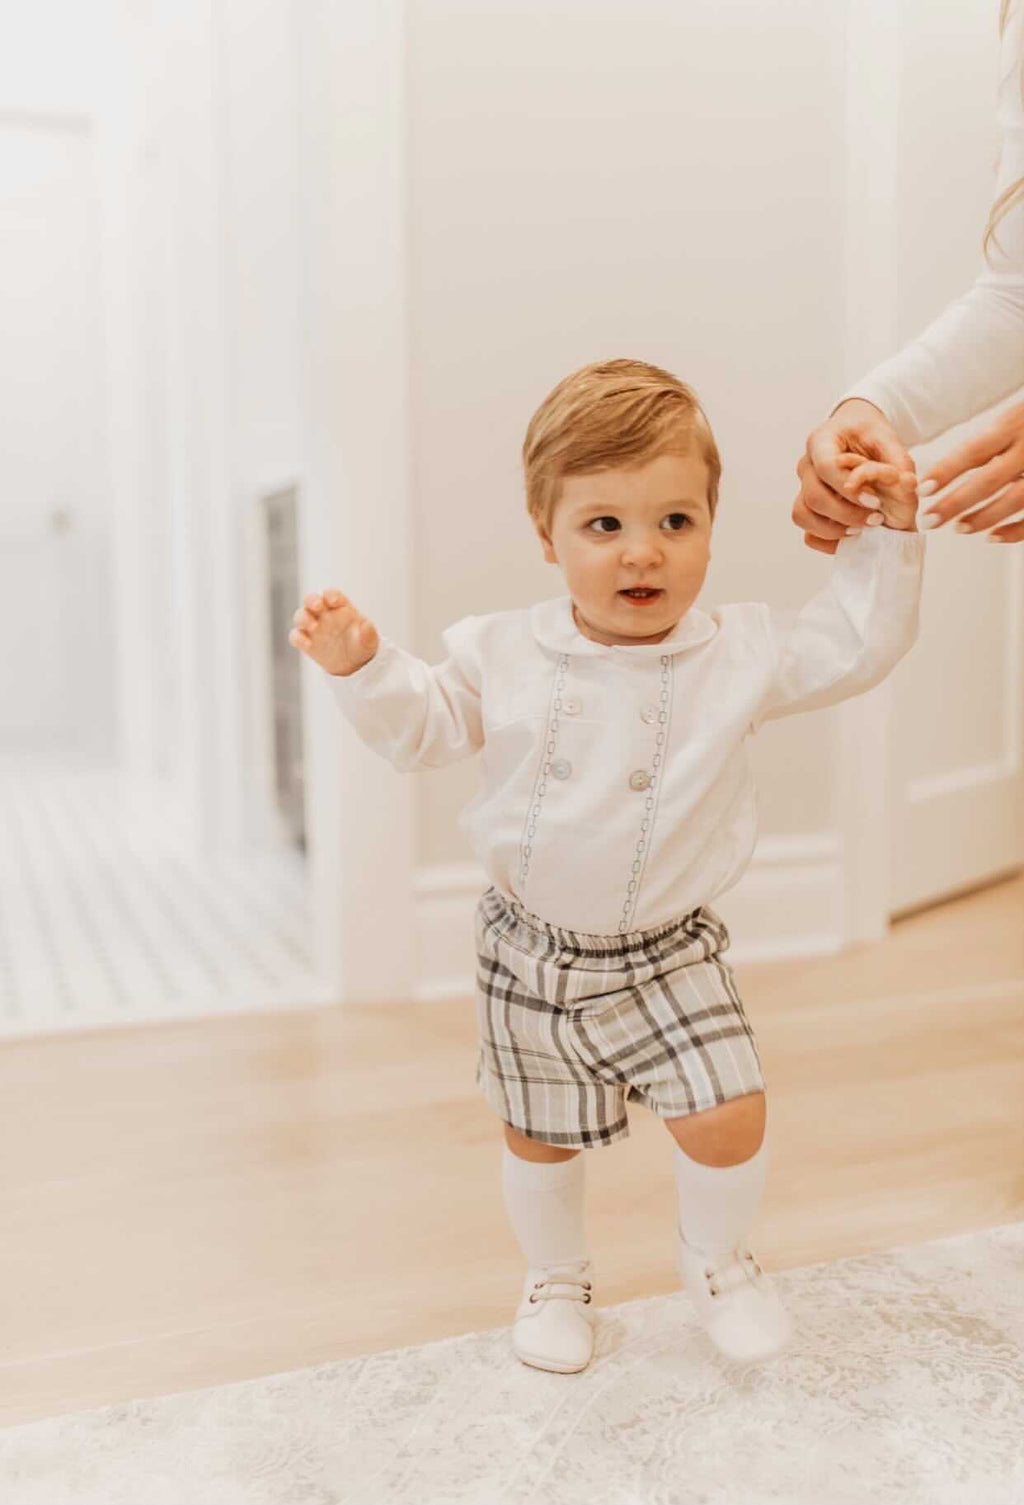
[473,885,765,1150]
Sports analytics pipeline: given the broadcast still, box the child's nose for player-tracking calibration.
[623,539,665,562]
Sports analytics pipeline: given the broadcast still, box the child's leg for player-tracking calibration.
[667,1093,790,1360]
[502,1123,590,1267]
[504,1122,578,1164]
[667,1091,768,1254]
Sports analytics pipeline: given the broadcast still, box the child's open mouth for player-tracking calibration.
[619,589,663,605]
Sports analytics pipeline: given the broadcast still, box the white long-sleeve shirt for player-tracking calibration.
[327,527,925,937]
[841,7,1024,443]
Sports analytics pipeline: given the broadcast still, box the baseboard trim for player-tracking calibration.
[413,835,844,1002]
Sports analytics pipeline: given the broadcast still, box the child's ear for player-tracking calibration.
[535,523,558,565]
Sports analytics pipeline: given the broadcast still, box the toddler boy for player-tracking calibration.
[289,359,924,1374]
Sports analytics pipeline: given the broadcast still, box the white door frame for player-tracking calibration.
[294,0,418,1002]
[99,1,417,1001]
[98,4,246,854]
[837,0,902,944]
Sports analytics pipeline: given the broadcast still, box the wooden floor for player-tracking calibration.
[3,874,1023,1427]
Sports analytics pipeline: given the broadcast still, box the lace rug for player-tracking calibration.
[3,1222,1023,1505]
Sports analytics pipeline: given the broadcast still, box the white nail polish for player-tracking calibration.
[918,480,938,497]
[920,514,942,529]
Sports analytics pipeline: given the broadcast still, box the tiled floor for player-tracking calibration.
[0,760,332,1038]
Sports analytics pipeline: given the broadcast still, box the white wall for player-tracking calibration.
[99,0,303,850]
[407,0,851,873]
[218,0,305,849]
[0,2,109,113]
[15,0,1009,995]
[0,4,118,762]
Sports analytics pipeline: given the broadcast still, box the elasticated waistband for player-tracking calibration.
[491,886,707,957]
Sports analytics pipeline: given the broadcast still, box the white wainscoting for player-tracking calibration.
[413,834,844,1003]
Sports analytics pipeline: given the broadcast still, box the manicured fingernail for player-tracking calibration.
[860,491,878,503]
[918,479,938,497]
[955,522,973,534]
[866,513,884,526]
[920,513,942,529]
[845,527,862,537]
[986,533,1005,542]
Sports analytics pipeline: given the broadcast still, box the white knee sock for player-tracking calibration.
[673,1137,768,1256]
[501,1144,590,1268]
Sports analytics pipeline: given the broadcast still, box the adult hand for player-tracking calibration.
[793,397,919,555]
[917,399,1024,543]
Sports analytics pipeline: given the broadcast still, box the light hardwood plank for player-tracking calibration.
[2,873,1021,1425]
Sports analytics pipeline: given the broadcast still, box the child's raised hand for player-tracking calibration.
[289,590,380,676]
[836,454,919,532]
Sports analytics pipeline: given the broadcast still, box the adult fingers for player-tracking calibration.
[920,455,1022,528]
[918,428,1006,498]
[948,478,1024,535]
[793,457,878,533]
[988,515,1024,543]
[792,495,848,540]
[805,426,858,496]
[803,532,840,556]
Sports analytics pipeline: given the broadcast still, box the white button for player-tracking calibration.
[640,705,657,724]
[629,769,652,792]
[564,698,582,716]
[551,759,572,780]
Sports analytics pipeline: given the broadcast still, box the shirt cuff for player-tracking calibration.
[322,636,399,702]
[829,385,898,426]
[836,521,926,563]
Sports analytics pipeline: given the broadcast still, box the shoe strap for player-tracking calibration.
[691,1243,764,1298]
[529,1262,593,1303]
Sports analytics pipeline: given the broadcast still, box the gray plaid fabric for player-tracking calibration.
[474,885,765,1149]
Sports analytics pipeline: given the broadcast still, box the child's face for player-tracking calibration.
[535,451,713,646]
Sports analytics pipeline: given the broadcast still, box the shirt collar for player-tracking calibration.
[529,594,718,658]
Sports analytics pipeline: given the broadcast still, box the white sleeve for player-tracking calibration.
[754,528,925,727]
[843,273,1024,448]
[838,13,1024,445]
[324,615,484,772]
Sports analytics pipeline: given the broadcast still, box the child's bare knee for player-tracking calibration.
[503,1122,580,1163]
[665,1090,766,1167]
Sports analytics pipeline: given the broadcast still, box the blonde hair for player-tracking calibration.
[983,0,1024,262]
[523,358,722,535]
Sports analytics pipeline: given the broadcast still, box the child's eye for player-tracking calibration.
[585,513,692,534]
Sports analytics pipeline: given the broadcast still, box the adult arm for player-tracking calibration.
[795,7,1024,550]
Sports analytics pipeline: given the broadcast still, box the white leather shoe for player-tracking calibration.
[676,1230,791,1362]
[511,1258,595,1373]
